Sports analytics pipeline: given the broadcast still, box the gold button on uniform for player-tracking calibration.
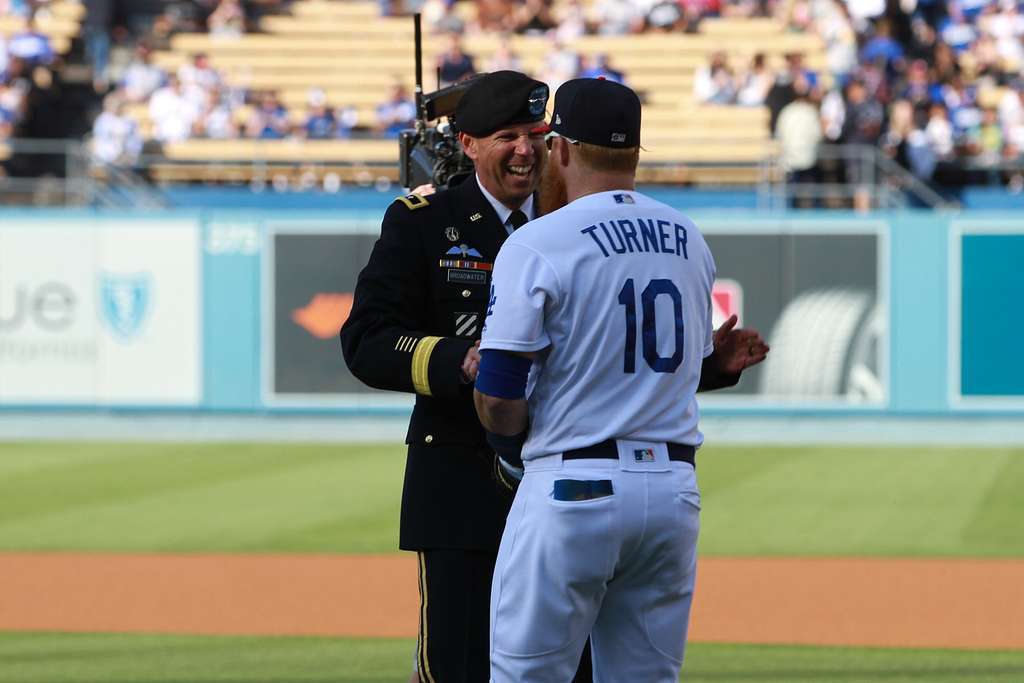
[462,289,471,298]
[425,435,434,444]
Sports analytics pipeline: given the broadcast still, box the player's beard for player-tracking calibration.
[536,160,568,217]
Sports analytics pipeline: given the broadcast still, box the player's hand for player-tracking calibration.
[461,340,482,383]
[411,183,436,196]
[713,314,770,374]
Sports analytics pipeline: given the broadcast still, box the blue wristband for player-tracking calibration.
[475,349,532,399]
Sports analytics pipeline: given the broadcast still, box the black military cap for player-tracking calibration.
[550,78,641,149]
[454,71,549,137]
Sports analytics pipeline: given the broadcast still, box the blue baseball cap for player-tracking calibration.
[549,78,641,149]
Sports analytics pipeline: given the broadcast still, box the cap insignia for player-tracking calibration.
[528,86,548,116]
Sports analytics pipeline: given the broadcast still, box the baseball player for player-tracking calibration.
[474,78,768,682]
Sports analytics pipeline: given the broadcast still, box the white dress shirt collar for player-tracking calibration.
[476,174,534,232]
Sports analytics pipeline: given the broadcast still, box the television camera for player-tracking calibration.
[398,15,479,191]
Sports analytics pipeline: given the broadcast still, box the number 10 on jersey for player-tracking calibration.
[617,278,684,374]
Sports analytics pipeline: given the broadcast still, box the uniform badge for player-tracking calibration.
[469,213,482,222]
[446,244,483,258]
[454,312,479,337]
[396,193,429,210]
[528,85,549,116]
[439,259,493,272]
[394,335,419,352]
[445,226,460,242]
[447,269,488,285]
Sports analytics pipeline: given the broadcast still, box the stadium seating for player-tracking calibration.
[0,1,85,56]
[136,0,821,185]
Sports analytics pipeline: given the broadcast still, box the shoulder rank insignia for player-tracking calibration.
[396,193,430,210]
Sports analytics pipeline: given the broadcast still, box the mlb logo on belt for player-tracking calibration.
[633,448,655,462]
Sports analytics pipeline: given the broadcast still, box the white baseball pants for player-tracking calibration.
[490,441,700,683]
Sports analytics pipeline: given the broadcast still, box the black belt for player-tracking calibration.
[563,439,696,467]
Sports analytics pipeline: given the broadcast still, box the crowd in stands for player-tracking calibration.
[726,0,1024,198]
[88,41,413,167]
[413,0,776,36]
[82,2,639,168]
[0,3,62,145]
[5,0,1020,194]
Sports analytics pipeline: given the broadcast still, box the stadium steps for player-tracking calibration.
[167,32,824,61]
[145,161,769,186]
[157,138,773,164]
[126,100,766,142]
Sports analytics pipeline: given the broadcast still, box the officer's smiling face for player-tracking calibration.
[462,123,547,208]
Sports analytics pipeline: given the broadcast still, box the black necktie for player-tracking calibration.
[508,210,528,231]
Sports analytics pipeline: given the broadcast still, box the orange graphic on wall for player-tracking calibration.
[291,293,354,339]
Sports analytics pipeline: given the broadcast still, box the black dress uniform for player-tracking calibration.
[342,176,514,552]
[341,178,511,682]
[341,71,591,683]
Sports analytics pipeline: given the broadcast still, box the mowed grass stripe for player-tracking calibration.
[0,442,1021,557]
[0,443,404,553]
[2,633,1024,683]
[697,446,1020,557]
[961,450,1024,553]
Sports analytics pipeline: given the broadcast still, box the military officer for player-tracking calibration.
[340,71,593,683]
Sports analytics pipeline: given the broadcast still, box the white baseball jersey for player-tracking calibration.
[480,189,715,460]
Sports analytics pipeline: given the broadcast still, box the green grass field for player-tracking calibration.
[1,442,1021,556]
[1,441,1021,682]
[3,634,1023,683]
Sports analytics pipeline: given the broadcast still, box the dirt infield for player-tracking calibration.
[1,553,1022,650]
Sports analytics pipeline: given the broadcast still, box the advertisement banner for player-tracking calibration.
[264,220,887,407]
[269,231,374,398]
[703,223,887,404]
[0,220,201,405]
[952,223,1024,406]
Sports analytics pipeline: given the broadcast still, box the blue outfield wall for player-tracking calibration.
[1,206,1022,416]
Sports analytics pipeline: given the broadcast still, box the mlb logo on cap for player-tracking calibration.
[633,448,656,462]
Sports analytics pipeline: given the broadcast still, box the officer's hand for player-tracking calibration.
[411,183,436,196]
[713,314,770,374]
[461,340,482,383]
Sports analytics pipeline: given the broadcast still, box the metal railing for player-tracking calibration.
[1,137,1019,209]
[758,144,965,211]
[0,138,169,208]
